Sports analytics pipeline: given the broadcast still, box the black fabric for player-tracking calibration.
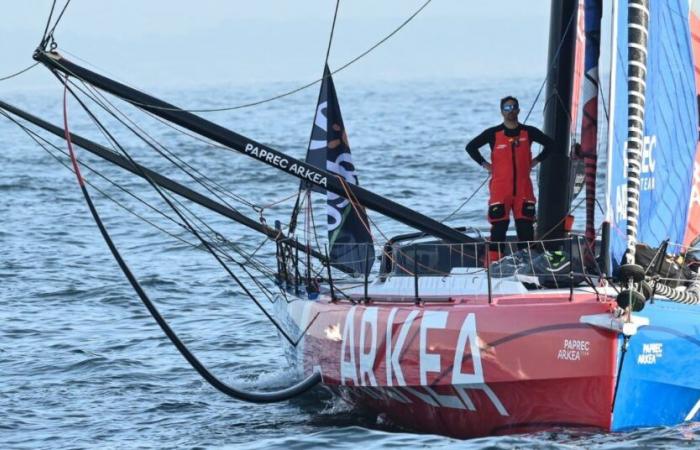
[490,220,510,252]
[521,201,536,219]
[514,219,534,249]
[632,243,683,287]
[488,203,507,221]
[490,219,534,252]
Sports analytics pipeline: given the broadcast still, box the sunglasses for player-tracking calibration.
[502,104,518,112]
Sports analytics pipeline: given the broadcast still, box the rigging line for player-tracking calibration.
[60,75,301,345]
[39,0,57,46]
[72,82,291,282]
[440,175,489,223]
[0,106,187,231]
[290,0,342,235]
[153,185,283,292]
[538,195,587,241]
[595,197,606,216]
[83,81,300,218]
[45,0,72,40]
[51,0,433,113]
[553,89,574,124]
[138,107,301,219]
[74,81,283,282]
[53,150,200,249]
[304,203,329,281]
[89,91,259,212]
[522,9,577,124]
[0,63,39,82]
[59,79,321,402]
[598,75,610,122]
[66,84,246,251]
[0,109,199,248]
[306,193,327,261]
[257,190,301,212]
[4,114,196,241]
[196,233,283,303]
[333,175,423,276]
[395,175,490,251]
[334,173,418,275]
[76,80,258,211]
[324,0,341,66]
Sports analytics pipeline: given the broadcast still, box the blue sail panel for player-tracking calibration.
[608,0,698,269]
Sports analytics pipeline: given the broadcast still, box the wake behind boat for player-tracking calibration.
[3,0,700,440]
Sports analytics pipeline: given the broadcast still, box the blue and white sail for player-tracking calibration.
[305,65,375,275]
[605,2,700,432]
[606,0,698,268]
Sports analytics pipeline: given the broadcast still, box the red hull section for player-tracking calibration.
[287,293,618,437]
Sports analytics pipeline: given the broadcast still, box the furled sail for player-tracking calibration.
[606,0,698,268]
[567,0,587,205]
[580,0,602,250]
[305,65,375,275]
[570,0,586,133]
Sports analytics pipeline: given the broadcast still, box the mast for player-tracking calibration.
[537,0,579,239]
[623,0,649,265]
[0,99,351,272]
[35,51,473,245]
[602,0,621,276]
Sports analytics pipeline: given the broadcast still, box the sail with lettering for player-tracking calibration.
[305,65,375,275]
[683,1,700,247]
[606,0,698,268]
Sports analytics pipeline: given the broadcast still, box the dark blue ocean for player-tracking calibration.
[2,76,698,449]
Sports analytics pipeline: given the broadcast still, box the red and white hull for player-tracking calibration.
[285,291,619,438]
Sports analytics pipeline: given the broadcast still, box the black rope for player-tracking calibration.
[522,9,578,124]
[0,63,39,82]
[440,176,490,223]
[60,96,321,402]
[39,0,57,46]
[45,0,72,40]
[290,0,342,236]
[71,81,286,291]
[324,0,341,67]
[58,73,303,346]
[86,189,321,402]
[0,108,200,248]
[75,87,286,302]
[8,107,285,282]
[77,80,258,210]
[0,106,294,275]
[48,0,432,113]
[67,79,289,289]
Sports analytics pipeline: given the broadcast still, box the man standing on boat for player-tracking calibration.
[465,96,553,263]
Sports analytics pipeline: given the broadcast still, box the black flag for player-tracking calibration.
[305,65,375,275]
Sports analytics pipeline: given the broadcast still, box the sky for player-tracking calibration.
[0,0,553,92]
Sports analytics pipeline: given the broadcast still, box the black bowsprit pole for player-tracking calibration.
[34,50,474,245]
[0,99,358,273]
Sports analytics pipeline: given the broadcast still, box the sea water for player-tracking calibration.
[1,77,696,449]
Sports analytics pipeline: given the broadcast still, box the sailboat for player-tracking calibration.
[2,0,700,439]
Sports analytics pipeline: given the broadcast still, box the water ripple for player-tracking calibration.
[1,79,682,449]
